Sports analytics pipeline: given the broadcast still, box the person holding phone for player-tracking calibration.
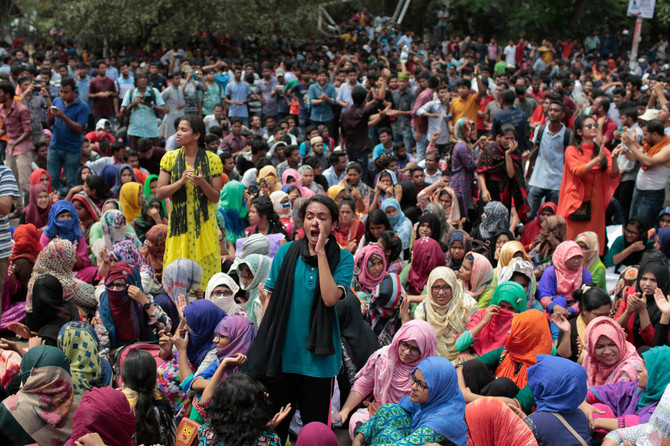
[120,70,168,150]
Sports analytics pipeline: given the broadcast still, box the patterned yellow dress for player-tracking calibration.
[160,147,222,285]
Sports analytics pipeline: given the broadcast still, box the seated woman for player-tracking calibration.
[352,356,467,446]
[121,349,176,446]
[338,162,370,216]
[605,217,652,273]
[357,209,392,251]
[411,266,478,363]
[300,164,325,196]
[459,252,494,308]
[70,192,102,241]
[586,346,670,434]
[457,309,553,414]
[611,266,639,317]
[205,272,246,316]
[498,258,542,311]
[614,253,670,347]
[328,185,347,204]
[180,300,227,377]
[131,194,167,242]
[234,254,272,326]
[370,169,402,212]
[161,258,204,325]
[445,230,472,270]
[7,224,42,304]
[112,163,137,197]
[528,215,566,278]
[487,229,515,268]
[271,190,292,227]
[0,345,80,446]
[119,181,143,223]
[455,282,528,362]
[404,237,447,296]
[140,224,167,282]
[378,231,404,275]
[40,200,97,281]
[482,240,532,301]
[520,202,556,252]
[338,320,438,438]
[335,198,365,253]
[365,273,405,346]
[219,180,249,245]
[20,184,51,231]
[90,206,141,265]
[245,195,288,239]
[464,397,537,446]
[576,231,607,290]
[196,374,284,446]
[106,239,160,295]
[23,274,80,346]
[554,287,616,365]
[95,261,172,359]
[381,198,413,251]
[538,241,592,317]
[57,321,113,395]
[80,174,113,209]
[470,201,509,244]
[189,315,257,423]
[354,244,387,299]
[422,202,451,247]
[409,212,445,253]
[523,355,591,445]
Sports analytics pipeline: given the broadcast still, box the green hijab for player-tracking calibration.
[488,281,527,314]
[219,180,249,243]
[144,174,166,215]
[639,346,670,409]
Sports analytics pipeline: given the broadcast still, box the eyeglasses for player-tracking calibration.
[107,281,128,290]
[624,227,640,236]
[589,309,611,318]
[409,372,428,392]
[431,285,452,294]
[399,340,421,356]
[211,289,233,297]
[584,123,599,129]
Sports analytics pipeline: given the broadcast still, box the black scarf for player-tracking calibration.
[635,255,669,344]
[246,235,341,378]
[170,147,211,237]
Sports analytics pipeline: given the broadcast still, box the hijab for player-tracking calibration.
[478,201,509,240]
[100,165,118,189]
[583,316,643,387]
[437,186,460,225]
[576,231,600,270]
[183,300,227,369]
[368,273,404,335]
[219,180,249,243]
[499,258,538,309]
[453,117,473,146]
[24,183,51,228]
[162,258,203,302]
[112,164,137,196]
[0,345,79,446]
[10,223,42,264]
[465,397,537,446]
[354,244,387,294]
[381,198,412,249]
[101,209,135,248]
[205,272,243,315]
[407,237,447,295]
[108,240,156,279]
[463,252,494,300]
[214,315,257,376]
[495,309,553,388]
[57,321,112,395]
[143,224,167,275]
[30,168,52,193]
[466,282,527,355]
[258,165,280,192]
[528,355,588,413]
[99,262,145,346]
[424,201,450,245]
[144,174,166,215]
[532,215,566,259]
[296,422,338,446]
[119,182,142,222]
[553,241,585,298]
[355,320,437,405]
[239,233,271,257]
[26,239,80,313]
[270,190,292,220]
[283,167,312,197]
[498,240,530,269]
[327,184,346,202]
[446,229,472,269]
[399,356,467,446]
[65,386,137,446]
[132,194,163,238]
[71,192,101,223]
[43,200,83,243]
[25,274,79,344]
[657,227,670,259]
[639,346,670,410]
[236,254,272,326]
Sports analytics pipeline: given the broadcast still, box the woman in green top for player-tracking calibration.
[576,231,607,290]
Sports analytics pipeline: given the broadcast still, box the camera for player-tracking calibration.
[143,95,154,105]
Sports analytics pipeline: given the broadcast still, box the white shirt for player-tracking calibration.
[504,45,516,65]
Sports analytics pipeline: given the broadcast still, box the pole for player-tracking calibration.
[629,17,643,72]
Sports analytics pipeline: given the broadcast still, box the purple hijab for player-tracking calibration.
[214,315,257,376]
[183,300,227,369]
[590,381,657,424]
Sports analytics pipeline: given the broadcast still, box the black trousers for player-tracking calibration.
[462,358,520,398]
[263,373,333,441]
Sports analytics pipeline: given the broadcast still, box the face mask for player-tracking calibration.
[281,202,291,210]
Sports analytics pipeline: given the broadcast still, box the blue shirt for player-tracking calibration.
[76,75,92,109]
[214,72,230,92]
[529,124,567,190]
[50,97,88,152]
[225,80,251,118]
[308,82,336,121]
[265,242,354,378]
[372,143,394,160]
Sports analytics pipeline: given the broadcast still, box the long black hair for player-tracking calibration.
[365,209,391,243]
[251,195,287,236]
[85,174,113,200]
[121,349,175,446]
[416,212,442,245]
[573,283,611,312]
[574,114,607,171]
[207,374,273,446]
[379,230,403,264]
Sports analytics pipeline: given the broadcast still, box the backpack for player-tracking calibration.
[536,124,573,149]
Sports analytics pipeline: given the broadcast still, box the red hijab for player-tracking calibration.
[407,237,446,295]
[24,184,51,228]
[10,223,42,263]
[30,168,51,194]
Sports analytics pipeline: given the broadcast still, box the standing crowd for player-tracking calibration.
[1,11,670,446]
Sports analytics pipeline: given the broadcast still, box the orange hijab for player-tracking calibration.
[641,135,670,170]
[495,309,553,388]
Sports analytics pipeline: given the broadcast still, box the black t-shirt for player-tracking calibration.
[235,154,255,177]
[366,89,393,128]
[139,147,166,176]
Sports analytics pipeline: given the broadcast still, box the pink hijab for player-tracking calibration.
[583,316,643,387]
[463,252,494,299]
[282,168,313,198]
[353,320,437,405]
[354,244,387,294]
[553,241,584,298]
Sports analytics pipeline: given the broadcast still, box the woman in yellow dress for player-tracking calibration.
[157,115,222,284]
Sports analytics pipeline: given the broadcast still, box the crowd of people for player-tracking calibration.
[0,9,670,446]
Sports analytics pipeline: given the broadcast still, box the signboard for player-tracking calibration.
[627,0,656,19]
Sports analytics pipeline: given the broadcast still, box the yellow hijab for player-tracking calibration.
[258,166,280,193]
[119,182,142,222]
[327,185,346,202]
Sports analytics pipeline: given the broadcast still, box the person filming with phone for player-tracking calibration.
[120,70,168,150]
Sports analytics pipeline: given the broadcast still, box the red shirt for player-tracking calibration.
[89,76,117,118]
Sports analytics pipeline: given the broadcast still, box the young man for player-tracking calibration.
[308,69,336,138]
[308,136,329,171]
[276,144,301,179]
[115,61,135,103]
[248,114,268,140]
[492,88,527,152]
[411,76,440,162]
[136,138,166,176]
[372,127,394,161]
[449,66,486,137]
[388,72,416,152]
[222,117,247,156]
[225,67,251,127]
[202,68,225,117]
[255,63,279,120]
[615,106,642,219]
[220,151,240,181]
[236,137,268,176]
[322,150,347,187]
[417,84,451,155]
[336,67,363,108]
[160,71,185,139]
[592,95,617,150]
[88,60,118,127]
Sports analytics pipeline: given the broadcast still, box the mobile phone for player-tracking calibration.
[50,106,59,111]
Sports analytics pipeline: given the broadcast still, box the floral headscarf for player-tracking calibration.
[478,201,509,240]
[453,118,473,145]
[354,244,387,294]
[108,240,156,279]
[26,239,79,312]
[57,321,112,395]
[235,254,272,326]
[162,258,204,302]
[463,252,494,300]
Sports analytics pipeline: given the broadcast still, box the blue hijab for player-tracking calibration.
[381,198,412,250]
[43,200,83,243]
[399,356,467,446]
[101,164,118,189]
[527,354,587,413]
[112,164,137,196]
[183,300,227,369]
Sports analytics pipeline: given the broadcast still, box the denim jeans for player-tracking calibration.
[630,187,666,228]
[527,186,560,220]
[415,133,428,162]
[47,147,81,196]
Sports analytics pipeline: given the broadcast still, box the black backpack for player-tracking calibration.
[535,124,573,149]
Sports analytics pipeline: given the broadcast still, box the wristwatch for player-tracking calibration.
[143,300,153,310]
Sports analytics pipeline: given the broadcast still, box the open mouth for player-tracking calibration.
[309,229,320,242]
